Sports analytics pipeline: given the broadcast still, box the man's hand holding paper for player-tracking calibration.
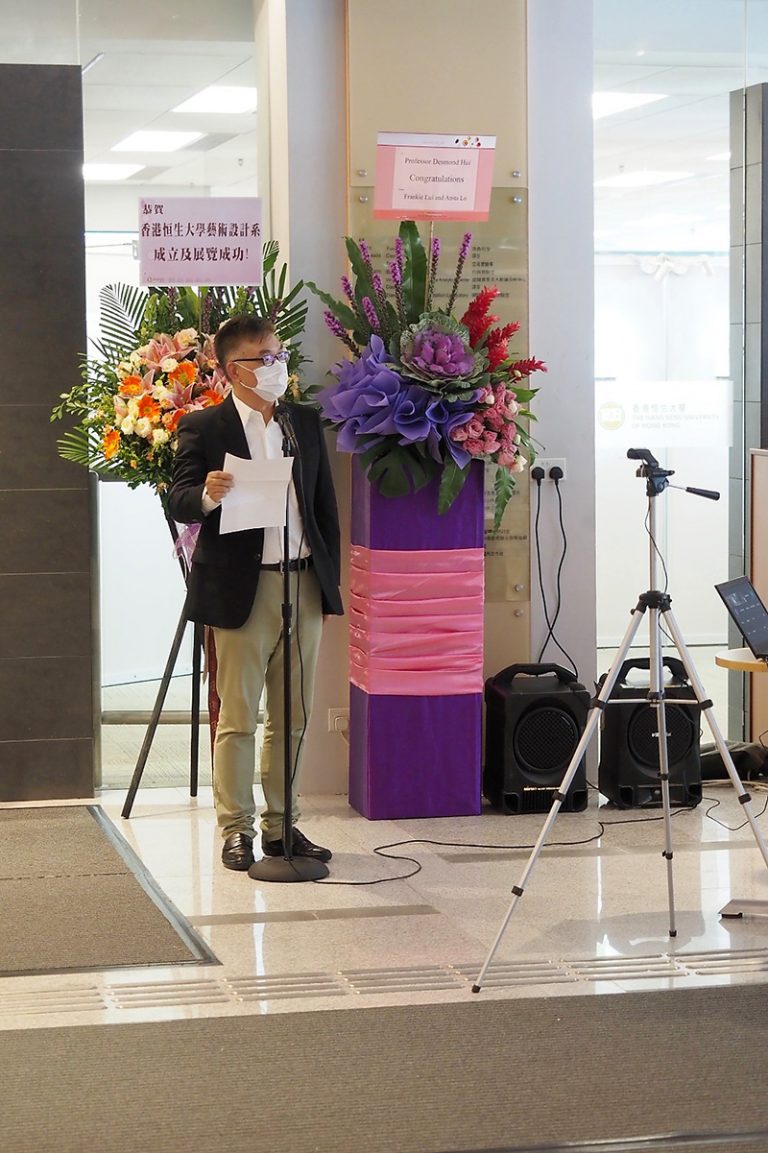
[218,451,293,535]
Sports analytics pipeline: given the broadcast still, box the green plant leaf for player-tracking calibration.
[399,221,427,323]
[360,444,436,498]
[98,283,148,361]
[437,457,470,515]
[492,465,517,531]
[263,240,279,276]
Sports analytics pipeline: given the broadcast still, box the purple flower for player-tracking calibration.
[459,232,472,262]
[388,259,402,288]
[359,239,372,266]
[341,275,354,302]
[394,236,404,271]
[401,324,477,382]
[323,310,346,339]
[361,295,380,331]
[318,336,401,453]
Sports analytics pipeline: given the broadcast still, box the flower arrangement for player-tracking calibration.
[308,222,544,527]
[52,241,309,494]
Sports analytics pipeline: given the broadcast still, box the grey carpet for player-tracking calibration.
[0,806,213,974]
[3,984,768,1153]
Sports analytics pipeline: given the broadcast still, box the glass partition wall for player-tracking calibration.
[594,0,757,740]
[77,1,265,787]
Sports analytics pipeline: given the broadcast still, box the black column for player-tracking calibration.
[0,64,95,800]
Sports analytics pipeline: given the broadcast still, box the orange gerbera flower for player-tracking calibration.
[170,360,197,385]
[119,375,143,397]
[103,428,120,460]
[198,388,225,407]
[162,409,184,433]
[136,394,161,421]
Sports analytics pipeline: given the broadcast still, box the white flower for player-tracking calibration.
[135,417,153,439]
[129,351,143,368]
[161,357,179,373]
[512,456,526,473]
[116,361,133,377]
[120,416,136,435]
[177,328,197,347]
[127,398,139,420]
[152,428,171,446]
[152,383,171,403]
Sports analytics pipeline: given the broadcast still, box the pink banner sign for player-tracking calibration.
[139,197,262,287]
[374,132,496,222]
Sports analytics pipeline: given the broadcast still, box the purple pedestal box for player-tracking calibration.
[349,686,482,819]
[351,457,485,551]
[348,459,484,819]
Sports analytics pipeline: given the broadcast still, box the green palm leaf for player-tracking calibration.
[98,283,148,361]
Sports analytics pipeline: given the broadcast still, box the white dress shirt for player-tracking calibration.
[202,395,310,564]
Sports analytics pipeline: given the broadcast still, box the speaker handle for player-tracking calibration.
[615,655,689,684]
[490,663,578,686]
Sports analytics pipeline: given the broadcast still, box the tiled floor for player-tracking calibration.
[2,648,764,1034]
[2,777,768,1031]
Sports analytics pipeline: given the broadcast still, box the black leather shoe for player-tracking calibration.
[221,832,254,871]
[261,827,332,862]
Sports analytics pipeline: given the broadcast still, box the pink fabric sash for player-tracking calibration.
[349,545,484,696]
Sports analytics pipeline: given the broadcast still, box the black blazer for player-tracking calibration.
[167,394,343,628]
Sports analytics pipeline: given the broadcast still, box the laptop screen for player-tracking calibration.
[715,576,768,658]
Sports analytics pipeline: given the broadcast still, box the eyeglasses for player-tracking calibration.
[232,349,290,368]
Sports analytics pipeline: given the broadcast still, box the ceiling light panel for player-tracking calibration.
[83,163,145,181]
[112,130,205,152]
[173,86,257,114]
[592,92,667,119]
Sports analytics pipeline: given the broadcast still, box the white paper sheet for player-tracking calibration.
[218,452,293,535]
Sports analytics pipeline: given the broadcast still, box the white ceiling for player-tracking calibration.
[595,0,768,252]
[4,0,765,251]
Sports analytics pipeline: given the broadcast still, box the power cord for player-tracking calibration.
[311,799,739,885]
[532,466,578,676]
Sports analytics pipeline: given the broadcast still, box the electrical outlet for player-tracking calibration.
[536,457,566,481]
[327,707,349,733]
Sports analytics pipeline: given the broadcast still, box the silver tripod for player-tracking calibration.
[473,447,768,992]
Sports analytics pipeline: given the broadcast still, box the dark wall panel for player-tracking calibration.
[0,740,93,801]
[0,64,95,799]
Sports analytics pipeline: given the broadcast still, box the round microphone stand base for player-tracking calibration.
[248,856,329,883]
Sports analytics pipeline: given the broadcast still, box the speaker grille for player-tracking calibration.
[627,705,695,768]
[514,706,580,774]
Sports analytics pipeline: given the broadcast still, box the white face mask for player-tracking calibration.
[241,358,289,402]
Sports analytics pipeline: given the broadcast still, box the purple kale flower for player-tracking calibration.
[399,316,481,388]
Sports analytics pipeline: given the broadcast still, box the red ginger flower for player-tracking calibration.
[509,357,547,378]
[460,287,501,347]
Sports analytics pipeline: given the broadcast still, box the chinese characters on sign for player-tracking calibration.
[138,197,262,287]
[374,132,496,221]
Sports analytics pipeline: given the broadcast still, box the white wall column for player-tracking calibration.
[527,0,596,689]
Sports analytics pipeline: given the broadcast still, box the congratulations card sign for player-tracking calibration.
[374,132,496,222]
[139,197,262,286]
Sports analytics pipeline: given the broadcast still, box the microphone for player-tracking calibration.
[274,404,297,455]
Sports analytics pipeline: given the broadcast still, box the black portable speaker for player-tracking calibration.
[597,656,702,809]
[483,664,590,814]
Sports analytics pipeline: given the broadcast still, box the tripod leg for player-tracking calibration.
[121,609,189,819]
[472,601,649,993]
[662,610,768,879]
[189,622,203,798]
[648,607,678,937]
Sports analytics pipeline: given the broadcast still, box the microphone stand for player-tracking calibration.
[248,405,329,883]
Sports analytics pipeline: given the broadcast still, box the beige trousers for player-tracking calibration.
[212,567,323,841]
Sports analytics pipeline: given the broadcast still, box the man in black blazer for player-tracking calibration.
[167,314,342,871]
